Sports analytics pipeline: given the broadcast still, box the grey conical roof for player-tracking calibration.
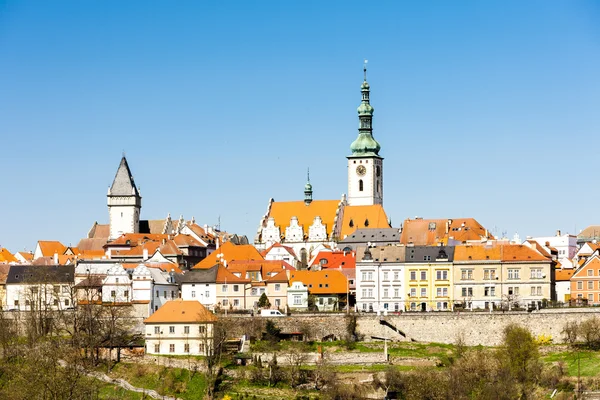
[110,156,140,196]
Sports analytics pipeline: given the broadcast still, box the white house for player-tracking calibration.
[144,300,217,356]
[180,265,218,309]
[263,243,298,269]
[5,265,75,311]
[131,264,179,315]
[529,232,577,261]
[355,246,405,313]
[102,264,132,303]
[287,281,309,310]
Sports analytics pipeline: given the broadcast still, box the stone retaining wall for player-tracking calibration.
[262,308,600,346]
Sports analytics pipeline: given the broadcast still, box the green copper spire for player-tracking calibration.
[304,168,313,205]
[350,60,381,157]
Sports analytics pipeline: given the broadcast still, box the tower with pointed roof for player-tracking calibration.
[107,156,142,240]
[304,168,313,206]
[347,62,383,206]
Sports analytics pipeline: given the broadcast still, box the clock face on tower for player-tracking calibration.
[356,165,366,176]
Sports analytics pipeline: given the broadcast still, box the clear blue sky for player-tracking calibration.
[1,1,599,252]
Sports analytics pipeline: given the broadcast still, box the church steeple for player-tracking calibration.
[350,60,381,156]
[347,61,384,207]
[304,168,313,206]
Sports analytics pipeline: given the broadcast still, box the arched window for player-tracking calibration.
[300,248,308,269]
[359,179,363,192]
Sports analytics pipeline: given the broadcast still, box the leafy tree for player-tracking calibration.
[258,293,271,309]
[497,324,542,398]
[265,320,281,343]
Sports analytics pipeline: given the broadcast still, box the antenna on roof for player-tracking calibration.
[363,59,368,81]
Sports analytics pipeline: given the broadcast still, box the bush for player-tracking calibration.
[579,317,600,349]
[534,334,553,346]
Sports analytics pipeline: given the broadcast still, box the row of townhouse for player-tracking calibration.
[180,260,349,312]
[355,244,554,312]
[0,260,179,320]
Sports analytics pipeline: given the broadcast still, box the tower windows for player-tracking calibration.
[359,180,363,192]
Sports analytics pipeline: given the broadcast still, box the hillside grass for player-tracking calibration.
[105,362,207,399]
[97,382,148,400]
[543,350,600,377]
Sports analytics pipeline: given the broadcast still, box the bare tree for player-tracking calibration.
[284,342,310,388]
[100,302,135,372]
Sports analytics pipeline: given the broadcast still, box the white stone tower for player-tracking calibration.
[347,62,383,206]
[107,156,141,240]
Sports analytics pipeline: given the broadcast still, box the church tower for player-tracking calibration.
[107,156,142,240]
[347,62,383,206]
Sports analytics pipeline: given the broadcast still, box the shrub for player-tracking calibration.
[534,334,553,346]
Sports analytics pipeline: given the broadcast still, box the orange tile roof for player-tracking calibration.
[144,300,217,324]
[340,205,390,238]
[192,242,263,269]
[525,240,552,258]
[185,223,216,244]
[173,234,205,247]
[400,218,492,246]
[269,200,341,237]
[309,251,356,269]
[37,241,67,257]
[454,244,551,262]
[265,270,289,283]
[0,248,18,263]
[216,265,250,284]
[16,252,33,262]
[555,269,575,281]
[288,270,348,294]
[77,250,106,259]
[107,233,170,246]
[225,260,294,282]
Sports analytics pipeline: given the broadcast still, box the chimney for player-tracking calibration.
[143,248,149,261]
[216,238,220,250]
[53,252,59,265]
[556,230,561,237]
[446,220,450,234]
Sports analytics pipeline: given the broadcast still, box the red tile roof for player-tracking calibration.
[309,251,356,269]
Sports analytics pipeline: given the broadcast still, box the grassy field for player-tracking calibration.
[543,350,600,377]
